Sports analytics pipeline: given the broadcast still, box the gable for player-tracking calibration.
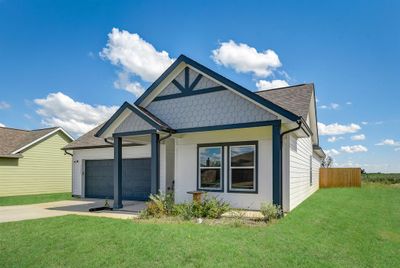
[115,111,154,133]
[154,67,223,101]
[147,85,277,130]
[136,55,299,122]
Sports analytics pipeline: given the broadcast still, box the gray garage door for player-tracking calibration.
[85,158,151,201]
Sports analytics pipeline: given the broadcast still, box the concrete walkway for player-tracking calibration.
[0,199,145,223]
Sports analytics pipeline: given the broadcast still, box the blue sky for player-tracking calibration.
[0,0,399,172]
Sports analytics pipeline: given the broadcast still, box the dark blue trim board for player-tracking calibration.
[95,102,172,137]
[113,137,123,209]
[272,121,282,207]
[113,129,157,137]
[151,133,160,194]
[135,56,184,105]
[153,86,226,102]
[96,102,131,137]
[134,54,300,122]
[176,120,280,134]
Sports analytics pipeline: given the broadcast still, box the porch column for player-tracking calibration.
[151,133,160,194]
[113,136,123,209]
[272,121,282,207]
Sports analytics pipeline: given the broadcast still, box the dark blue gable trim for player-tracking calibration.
[153,86,226,102]
[175,120,280,133]
[113,129,157,137]
[95,102,169,137]
[134,55,300,122]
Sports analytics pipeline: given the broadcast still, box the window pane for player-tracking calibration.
[231,169,254,190]
[231,145,255,167]
[199,147,222,167]
[200,169,221,189]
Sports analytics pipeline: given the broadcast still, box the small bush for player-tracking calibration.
[140,192,174,218]
[173,196,230,220]
[201,196,230,219]
[260,203,282,222]
[173,203,194,220]
[141,193,230,220]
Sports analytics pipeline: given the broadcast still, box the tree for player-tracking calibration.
[321,156,333,168]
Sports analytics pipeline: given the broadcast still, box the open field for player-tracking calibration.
[362,173,400,184]
[1,184,399,267]
[0,193,72,206]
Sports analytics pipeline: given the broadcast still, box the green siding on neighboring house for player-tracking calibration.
[0,132,72,197]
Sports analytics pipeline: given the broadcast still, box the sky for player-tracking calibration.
[0,0,399,172]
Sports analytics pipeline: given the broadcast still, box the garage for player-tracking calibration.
[84,158,151,201]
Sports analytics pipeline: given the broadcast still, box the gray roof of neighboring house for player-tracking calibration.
[256,83,314,119]
[63,124,110,150]
[0,126,67,157]
[65,83,315,150]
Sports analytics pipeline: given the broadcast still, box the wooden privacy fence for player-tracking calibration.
[320,168,361,188]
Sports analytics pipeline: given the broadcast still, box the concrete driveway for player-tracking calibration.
[0,199,146,223]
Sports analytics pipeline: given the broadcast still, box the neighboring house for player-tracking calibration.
[0,127,74,197]
[64,55,325,211]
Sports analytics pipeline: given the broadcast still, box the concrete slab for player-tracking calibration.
[0,199,145,223]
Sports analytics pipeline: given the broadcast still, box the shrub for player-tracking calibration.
[173,203,194,220]
[201,196,230,219]
[140,192,174,218]
[173,196,230,220]
[260,203,282,222]
[141,193,230,220]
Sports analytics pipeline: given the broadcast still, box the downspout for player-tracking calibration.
[159,132,172,142]
[104,138,113,145]
[64,149,73,156]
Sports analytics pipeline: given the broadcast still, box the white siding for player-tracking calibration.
[288,134,320,210]
[174,126,273,210]
[71,144,166,197]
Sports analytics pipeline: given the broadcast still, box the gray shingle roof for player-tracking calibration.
[255,83,314,119]
[63,124,109,150]
[0,126,60,157]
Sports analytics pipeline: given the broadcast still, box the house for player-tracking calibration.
[0,126,74,197]
[64,55,325,211]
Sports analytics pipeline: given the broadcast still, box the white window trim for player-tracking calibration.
[228,144,256,192]
[198,146,223,191]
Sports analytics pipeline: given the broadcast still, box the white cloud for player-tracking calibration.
[34,92,118,137]
[341,145,368,153]
[395,148,400,151]
[351,134,366,141]
[113,71,145,96]
[318,122,361,136]
[375,139,400,146]
[325,149,340,156]
[327,136,344,143]
[0,101,10,109]
[346,101,352,105]
[319,103,340,110]
[256,79,289,90]
[211,40,281,77]
[361,121,368,125]
[0,123,5,127]
[100,28,174,96]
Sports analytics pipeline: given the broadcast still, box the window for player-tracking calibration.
[229,144,257,192]
[198,146,223,191]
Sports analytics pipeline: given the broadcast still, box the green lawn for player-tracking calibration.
[0,192,72,206]
[0,185,399,267]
